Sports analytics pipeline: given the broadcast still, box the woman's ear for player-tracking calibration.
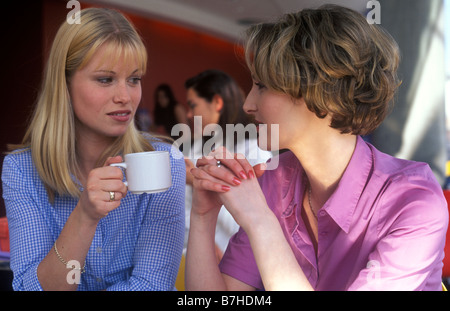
[212,94,224,112]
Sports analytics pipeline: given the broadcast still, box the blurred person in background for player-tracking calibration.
[152,83,187,139]
[183,69,272,259]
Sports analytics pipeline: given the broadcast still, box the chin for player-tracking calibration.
[106,127,130,138]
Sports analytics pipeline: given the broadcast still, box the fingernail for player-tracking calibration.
[239,171,247,180]
[222,185,231,192]
[248,170,255,179]
[232,177,241,185]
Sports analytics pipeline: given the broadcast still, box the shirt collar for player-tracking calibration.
[277,137,373,232]
[277,152,304,215]
[323,136,373,233]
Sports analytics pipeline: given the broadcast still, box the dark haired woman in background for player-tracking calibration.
[153,83,187,138]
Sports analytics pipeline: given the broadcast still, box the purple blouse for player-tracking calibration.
[219,136,448,290]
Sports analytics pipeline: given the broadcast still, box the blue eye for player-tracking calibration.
[129,77,142,85]
[97,77,113,84]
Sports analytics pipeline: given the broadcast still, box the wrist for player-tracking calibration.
[190,207,220,225]
[242,205,278,238]
[73,202,100,232]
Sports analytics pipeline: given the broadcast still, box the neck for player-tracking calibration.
[75,131,114,184]
[290,132,357,210]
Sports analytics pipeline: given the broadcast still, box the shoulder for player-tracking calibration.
[370,143,443,202]
[2,148,47,203]
[369,144,448,229]
[140,132,183,162]
[2,148,34,175]
[369,143,433,182]
[149,139,186,188]
[4,147,32,160]
[150,139,184,163]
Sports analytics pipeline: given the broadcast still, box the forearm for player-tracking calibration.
[185,210,227,291]
[246,211,314,291]
[37,204,98,291]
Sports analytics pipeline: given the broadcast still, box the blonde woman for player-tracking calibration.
[186,5,448,290]
[2,8,185,291]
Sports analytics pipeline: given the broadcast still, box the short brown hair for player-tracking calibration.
[245,4,401,135]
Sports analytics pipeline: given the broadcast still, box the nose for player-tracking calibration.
[243,91,256,115]
[113,81,132,104]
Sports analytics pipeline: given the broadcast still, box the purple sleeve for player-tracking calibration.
[218,227,264,290]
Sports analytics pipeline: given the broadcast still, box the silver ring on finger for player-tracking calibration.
[109,191,115,202]
[216,160,221,168]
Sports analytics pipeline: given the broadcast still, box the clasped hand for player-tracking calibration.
[190,147,269,230]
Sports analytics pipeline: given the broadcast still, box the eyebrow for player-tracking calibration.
[94,69,141,75]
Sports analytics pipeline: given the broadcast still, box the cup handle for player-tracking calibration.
[110,163,128,187]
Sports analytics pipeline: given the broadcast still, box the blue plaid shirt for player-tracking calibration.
[2,141,185,291]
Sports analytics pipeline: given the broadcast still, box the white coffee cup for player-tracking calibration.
[111,151,172,194]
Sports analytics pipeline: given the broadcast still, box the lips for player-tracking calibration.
[107,110,131,122]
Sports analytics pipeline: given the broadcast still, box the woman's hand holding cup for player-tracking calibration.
[78,156,128,223]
